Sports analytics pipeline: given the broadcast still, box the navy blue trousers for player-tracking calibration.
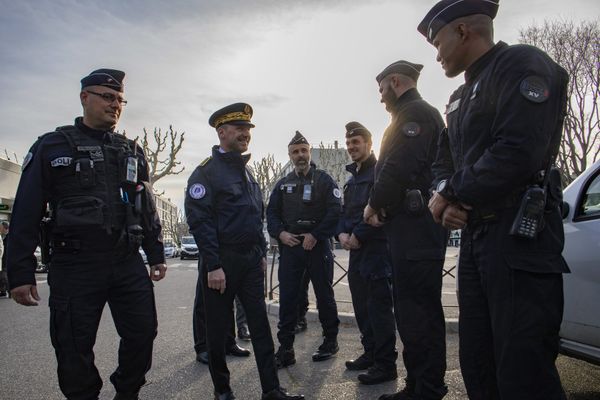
[48,251,156,400]
[277,241,339,348]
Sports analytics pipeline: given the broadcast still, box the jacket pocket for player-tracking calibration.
[504,252,570,274]
[55,196,106,228]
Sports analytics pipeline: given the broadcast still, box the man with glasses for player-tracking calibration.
[6,68,167,400]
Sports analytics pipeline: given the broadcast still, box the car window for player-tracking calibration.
[578,172,600,219]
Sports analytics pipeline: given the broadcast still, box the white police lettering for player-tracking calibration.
[520,76,549,103]
[189,183,206,199]
[51,157,73,167]
[333,188,341,198]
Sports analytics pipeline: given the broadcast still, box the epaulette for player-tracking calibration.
[199,156,212,167]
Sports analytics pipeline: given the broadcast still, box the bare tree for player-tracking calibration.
[251,153,283,204]
[314,141,351,189]
[519,20,600,183]
[137,125,186,184]
[162,209,189,245]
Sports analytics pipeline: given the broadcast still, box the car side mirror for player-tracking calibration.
[561,201,570,219]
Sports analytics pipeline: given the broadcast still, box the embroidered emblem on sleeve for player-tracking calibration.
[189,183,206,199]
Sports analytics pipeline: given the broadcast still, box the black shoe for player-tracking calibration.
[294,317,307,334]
[345,352,374,371]
[275,346,296,369]
[196,351,209,364]
[214,391,236,400]
[311,339,338,362]
[226,344,251,357]
[113,392,139,400]
[237,325,251,341]
[262,387,304,400]
[358,365,398,385]
[378,385,416,400]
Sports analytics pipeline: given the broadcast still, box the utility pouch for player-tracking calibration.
[509,186,546,239]
[75,158,95,188]
[55,196,105,228]
[404,189,425,216]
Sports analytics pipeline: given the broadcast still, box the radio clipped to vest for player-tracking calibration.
[509,185,546,239]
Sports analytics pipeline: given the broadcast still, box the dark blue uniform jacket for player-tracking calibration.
[336,153,391,280]
[434,41,571,272]
[185,146,267,272]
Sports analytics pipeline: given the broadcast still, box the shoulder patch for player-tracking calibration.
[22,152,33,171]
[200,156,212,167]
[402,122,421,137]
[520,76,549,103]
[188,183,207,199]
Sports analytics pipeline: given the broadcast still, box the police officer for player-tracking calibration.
[419,1,569,399]
[337,122,397,385]
[267,131,341,368]
[364,61,448,400]
[6,69,167,400]
[184,103,303,400]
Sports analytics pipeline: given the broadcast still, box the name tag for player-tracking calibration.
[446,99,461,114]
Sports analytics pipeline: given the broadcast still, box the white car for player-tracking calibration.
[560,159,600,365]
[180,236,199,260]
[164,243,178,258]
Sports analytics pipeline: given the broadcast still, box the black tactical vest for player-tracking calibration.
[49,126,139,235]
[279,168,326,233]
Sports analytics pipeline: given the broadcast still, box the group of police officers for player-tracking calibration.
[5,0,571,399]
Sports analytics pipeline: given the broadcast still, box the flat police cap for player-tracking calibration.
[289,131,309,146]
[81,68,125,92]
[418,0,499,43]
[376,60,424,84]
[209,103,255,129]
[345,121,372,140]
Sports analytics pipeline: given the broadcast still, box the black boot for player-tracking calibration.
[196,351,209,364]
[262,387,304,400]
[311,338,338,362]
[378,380,416,400]
[237,325,251,341]
[275,346,296,369]
[345,352,374,371]
[214,391,236,400]
[357,365,398,385]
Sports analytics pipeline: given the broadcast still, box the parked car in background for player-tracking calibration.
[180,235,199,260]
[560,159,600,365]
[34,246,48,273]
[164,242,178,258]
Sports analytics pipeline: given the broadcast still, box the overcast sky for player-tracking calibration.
[1,0,597,208]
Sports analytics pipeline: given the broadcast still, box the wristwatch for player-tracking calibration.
[436,179,457,201]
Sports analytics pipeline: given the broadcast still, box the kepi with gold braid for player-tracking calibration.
[209,102,255,128]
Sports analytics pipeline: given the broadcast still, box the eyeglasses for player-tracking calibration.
[85,90,128,106]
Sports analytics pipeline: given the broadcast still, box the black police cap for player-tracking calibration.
[209,103,255,129]
[345,122,372,140]
[81,68,125,92]
[376,60,424,84]
[418,0,499,43]
[289,131,309,146]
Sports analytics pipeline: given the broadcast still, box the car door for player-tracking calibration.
[560,160,600,363]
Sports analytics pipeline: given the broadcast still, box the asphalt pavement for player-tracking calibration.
[0,255,598,400]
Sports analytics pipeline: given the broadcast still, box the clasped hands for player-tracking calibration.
[428,192,471,230]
